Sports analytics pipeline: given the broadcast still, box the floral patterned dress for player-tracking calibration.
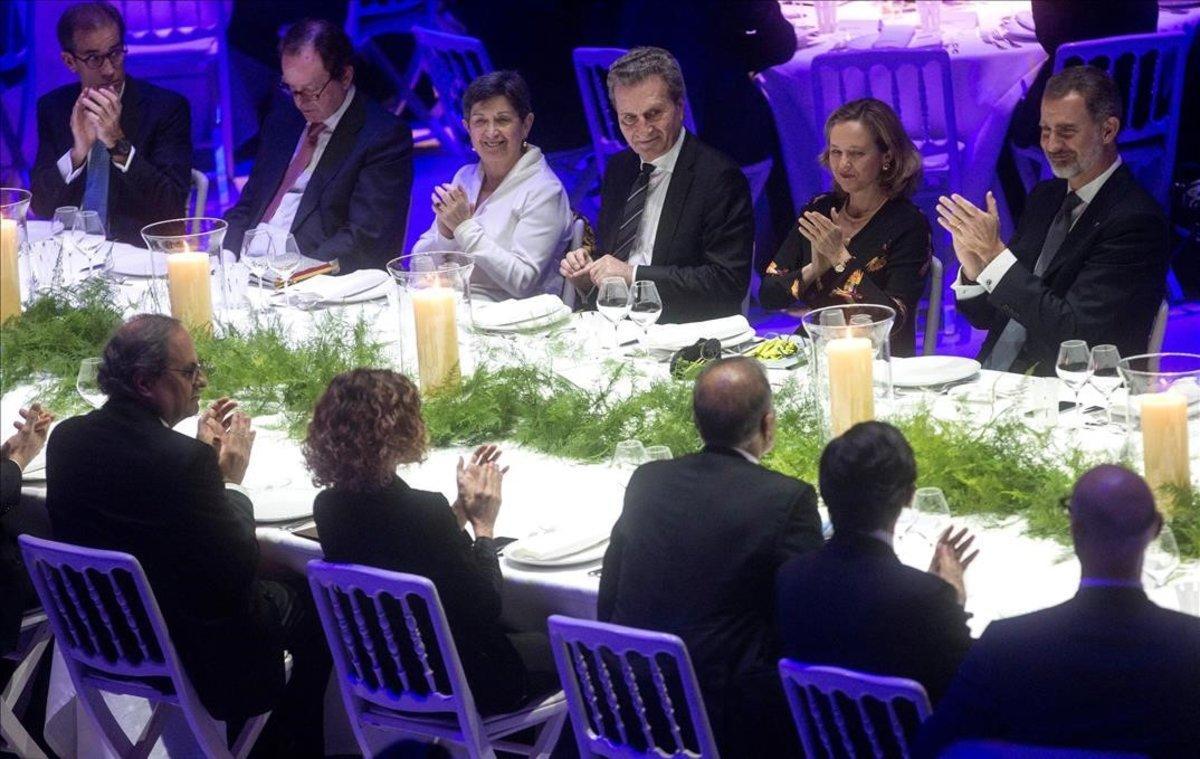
[759,193,933,356]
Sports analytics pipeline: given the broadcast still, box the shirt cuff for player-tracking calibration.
[58,150,86,183]
[951,266,987,301]
[112,144,135,173]
[631,264,640,284]
[225,481,249,497]
[977,249,1018,293]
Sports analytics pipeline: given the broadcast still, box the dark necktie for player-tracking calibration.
[985,192,1084,371]
[612,162,656,261]
[260,122,326,224]
[80,141,110,229]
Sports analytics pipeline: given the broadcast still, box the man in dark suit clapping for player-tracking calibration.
[560,47,753,323]
[776,422,977,706]
[223,19,413,273]
[918,465,1200,756]
[598,357,822,756]
[31,2,192,245]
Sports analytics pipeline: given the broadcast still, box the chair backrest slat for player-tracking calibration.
[345,588,389,692]
[397,592,440,694]
[780,660,931,759]
[324,584,372,688]
[368,591,409,692]
[108,571,155,661]
[549,615,719,758]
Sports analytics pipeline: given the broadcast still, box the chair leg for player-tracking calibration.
[0,638,50,759]
[528,711,567,758]
[229,710,273,759]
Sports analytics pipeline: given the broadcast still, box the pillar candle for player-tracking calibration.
[0,219,20,324]
[826,336,875,436]
[1139,391,1191,517]
[412,287,460,392]
[167,251,213,331]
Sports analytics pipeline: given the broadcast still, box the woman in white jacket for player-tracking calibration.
[411,71,573,301]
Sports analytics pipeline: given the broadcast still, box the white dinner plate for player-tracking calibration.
[111,244,167,277]
[475,305,573,334]
[892,356,981,388]
[504,539,608,568]
[646,328,758,354]
[1001,18,1038,41]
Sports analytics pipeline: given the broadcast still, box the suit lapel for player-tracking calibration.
[650,133,696,265]
[1041,166,1128,281]
[120,77,143,148]
[292,92,366,231]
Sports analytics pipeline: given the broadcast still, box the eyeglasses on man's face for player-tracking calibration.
[279,76,334,103]
[167,362,209,383]
[70,45,127,70]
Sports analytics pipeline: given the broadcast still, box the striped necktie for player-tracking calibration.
[612,162,656,261]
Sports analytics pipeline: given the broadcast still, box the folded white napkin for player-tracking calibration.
[509,525,609,562]
[474,294,565,329]
[288,269,389,302]
[644,315,752,351]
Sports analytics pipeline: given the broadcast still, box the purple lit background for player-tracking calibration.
[2,0,1198,355]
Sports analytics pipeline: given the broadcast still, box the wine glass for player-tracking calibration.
[269,233,302,306]
[596,277,631,350]
[629,280,663,352]
[51,206,78,238]
[1087,344,1122,425]
[912,486,952,533]
[76,357,106,408]
[1055,340,1091,428]
[1144,525,1181,588]
[241,228,274,312]
[71,211,107,279]
[643,445,672,461]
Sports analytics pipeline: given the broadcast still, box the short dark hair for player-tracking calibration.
[462,70,532,122]
[607,46,686,105]
[820,422,917,534]
[57,1,124,52]
[1044,65,1122,128]
[98,314,182,401]
[692,357,772,448]
[279,18,354,80]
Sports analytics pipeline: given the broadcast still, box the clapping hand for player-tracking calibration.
[936,192,1004,282]
[588,254,633,286]
[197,397,238,447]
[433,184,473,238]
[797,209,850,272]
[69,94,99,167]
[928,525,979,606]
[454,444,507,538]
[80,86,124,149]
[218,412,256,485]
[1,404,55,471]
[559,247,594,291]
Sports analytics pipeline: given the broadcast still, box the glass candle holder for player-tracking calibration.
[801,303,895,440]
[0,188,31,324]
[1118,352,1200,519]
[140,218,228,332]
[386,252,475,393]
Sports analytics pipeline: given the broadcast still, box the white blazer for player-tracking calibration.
[411,145,573,301]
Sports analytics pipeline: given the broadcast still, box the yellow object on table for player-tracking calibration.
[412,286,460,392]
[167,251,213,331]
[826,336,875,437]
[1139,391,1191,517]
[0,218,20,324]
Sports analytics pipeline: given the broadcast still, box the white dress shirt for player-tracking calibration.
[412,145,573,301]
[57,82,135,182]
[263,85,357,234]
[953,156,1123,298]
[627,128,688,277]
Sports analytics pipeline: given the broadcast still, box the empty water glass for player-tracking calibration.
[911,486,952,539]
[1144,525,1181,588]
[76,357,106,409]
[611,439,646,469]
[643,445,672,461]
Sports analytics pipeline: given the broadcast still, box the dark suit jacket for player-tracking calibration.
[224,91,413,273]
[31,77,192,246]
[597,133,753,323]
[960,164,1168,375]
[598,446,822,746]
[45,398,285,720]
[1,459,24,653]
[775,532,973,704]
[917,586,1200,758]
[314,476,529,715]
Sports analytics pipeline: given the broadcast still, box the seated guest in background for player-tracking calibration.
[759,99,932,357]
[598,357,823,757]
[46,315,328,754]
[918,465,1200,756]
[776,422,976,705]
[942,65,1168,375]
[560,47,753,323]
[224,19,413,273]
[31,1,192,245]
[1,405,54,658]
[411,71,573,301]
[305,369,557,715]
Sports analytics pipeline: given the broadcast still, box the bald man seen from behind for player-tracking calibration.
[917,465,1200,757]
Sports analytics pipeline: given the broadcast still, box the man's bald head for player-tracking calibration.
[692,357,772,449]
[1070,464,1162,580]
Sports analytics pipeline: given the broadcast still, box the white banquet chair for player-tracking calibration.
[0,610,52,759]
[778,658,931,759]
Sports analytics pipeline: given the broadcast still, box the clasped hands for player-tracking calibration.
[453,444,508,539]
[936,192,1005,282]
[69,86,124,167]
[432,184,474,239]
[797,208,852,274]
[2,404,55,472]
[559,248,634,291]
[197,397,256,485]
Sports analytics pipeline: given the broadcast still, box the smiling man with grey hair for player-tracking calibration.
[560,46,753,323]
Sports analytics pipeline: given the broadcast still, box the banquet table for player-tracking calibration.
[4,222,1198,756]
[761,0,1200,225]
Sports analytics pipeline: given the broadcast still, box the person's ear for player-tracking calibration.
[61,50,79,75]
[1102,116,1120,145]
[762,409,776,447]
[522,112,534,140]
